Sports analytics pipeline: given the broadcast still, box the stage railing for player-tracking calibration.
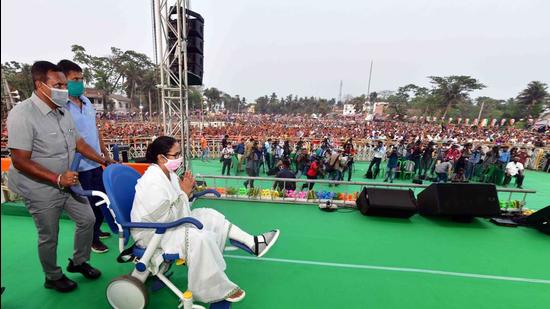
[193,174,537,210]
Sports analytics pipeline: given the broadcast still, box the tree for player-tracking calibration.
[203,87,222,111]
[72,45,124,111]
[369,91,378,103]
[428,75,486,118]
[138,67,160,114]
[188,88,202,110]
[116,49,155,110]
[475,96,506,119]
[516,81,549,118]
[349,94,367,113]
[2,61,33,100]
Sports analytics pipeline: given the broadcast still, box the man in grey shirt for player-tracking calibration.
[434,159,453,183]
[7,61,111,293]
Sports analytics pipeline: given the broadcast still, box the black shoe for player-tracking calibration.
[99,230,111,239]
[67,258,101,280]
[44,274,77,292]
[91,241,109,253]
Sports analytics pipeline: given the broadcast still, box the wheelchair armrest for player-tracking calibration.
[122,217,203,233]
[190,188,221,202]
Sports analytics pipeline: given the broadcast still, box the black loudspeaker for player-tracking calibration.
[168,7,205,86]
[524,206,550,235]
[417,183,500,218]
[356,187,417,218]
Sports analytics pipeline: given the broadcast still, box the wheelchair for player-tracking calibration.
[71,155,229,309]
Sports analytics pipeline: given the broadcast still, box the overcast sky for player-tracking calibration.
[2,0,549,101]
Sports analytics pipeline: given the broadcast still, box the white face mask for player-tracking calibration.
[162,155,183,171]
[40,82,68,107]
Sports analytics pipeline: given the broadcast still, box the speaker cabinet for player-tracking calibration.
[417,183,500,218]
[356,187,417,218]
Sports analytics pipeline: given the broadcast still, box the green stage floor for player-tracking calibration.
[1,160,549,308]
[1,200,550,309]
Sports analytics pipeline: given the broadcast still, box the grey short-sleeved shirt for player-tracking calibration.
[7,93,80,201]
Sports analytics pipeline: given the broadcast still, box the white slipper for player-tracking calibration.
[254,229,280,258]
[226,288,246,303]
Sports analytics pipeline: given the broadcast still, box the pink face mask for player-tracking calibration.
[162,155,183,171]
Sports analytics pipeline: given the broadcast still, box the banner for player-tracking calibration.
[490,119,497,127]
[457,118,463,124]
[509,119,516,126]
[465,118,470,125]
[500,118,507,126]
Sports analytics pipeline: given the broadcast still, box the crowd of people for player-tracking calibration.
[193,114,549,146]
[3,112,548,150]
[210,134,543,190]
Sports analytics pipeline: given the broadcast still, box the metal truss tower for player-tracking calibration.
[152,0,191,170]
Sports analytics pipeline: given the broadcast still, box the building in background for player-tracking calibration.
[343,103,356,115]
[84,88,130,113]
[373,102,388,116]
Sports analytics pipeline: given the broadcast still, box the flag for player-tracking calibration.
[481,119,488,127]
[500,118,507,126]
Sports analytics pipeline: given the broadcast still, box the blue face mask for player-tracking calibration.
[67,80,85,97]
[40,82,68,107]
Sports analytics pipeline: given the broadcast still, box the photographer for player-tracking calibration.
[273,159,296,191]
[342,138,355,181]
[365,141,385,179]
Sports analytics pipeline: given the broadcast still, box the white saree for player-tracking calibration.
[130,164,238,303]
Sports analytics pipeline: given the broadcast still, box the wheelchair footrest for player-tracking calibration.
[210,300,231,309]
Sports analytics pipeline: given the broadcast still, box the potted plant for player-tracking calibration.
[226,187,238,197]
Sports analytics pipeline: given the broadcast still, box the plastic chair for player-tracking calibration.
[101,164,226,309]
[400,160,415,180]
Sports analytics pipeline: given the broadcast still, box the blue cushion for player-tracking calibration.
[133,246,180,262]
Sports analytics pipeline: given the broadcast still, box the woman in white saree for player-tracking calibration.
[131,136,280,303]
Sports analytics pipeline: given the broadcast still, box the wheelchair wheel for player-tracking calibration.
[106,275,148,309]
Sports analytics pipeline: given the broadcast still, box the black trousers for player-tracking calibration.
[503,173,524,187]
[78,166,114,243]
[367,158,382,178]
[344,161,353,181]
[221,158,232,175]
[301,175,317,190]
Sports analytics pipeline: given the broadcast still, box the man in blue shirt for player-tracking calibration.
[235,138,245,174]
[498,145,511,167]
[58,60,115,253]
[465,145,482,180]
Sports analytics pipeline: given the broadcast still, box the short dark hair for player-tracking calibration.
[31,61,61,89]
[145,136,177,163]
[57,59,83,76]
